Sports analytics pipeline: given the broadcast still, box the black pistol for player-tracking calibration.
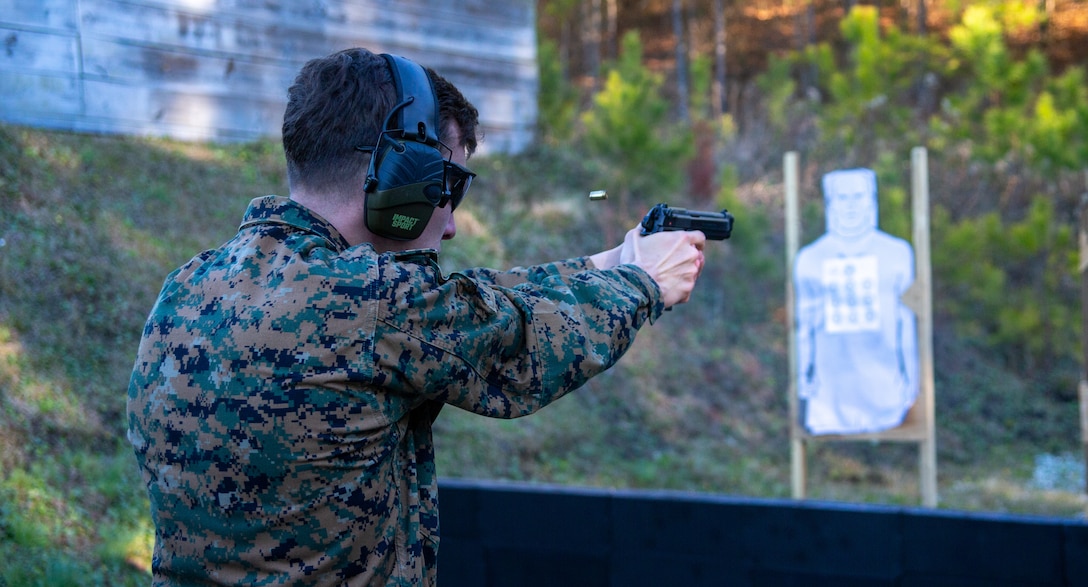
[639,203,734,240]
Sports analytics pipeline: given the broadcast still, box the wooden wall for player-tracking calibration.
[0,0,537,153]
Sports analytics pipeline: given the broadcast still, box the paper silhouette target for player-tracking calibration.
[794,168,919,435]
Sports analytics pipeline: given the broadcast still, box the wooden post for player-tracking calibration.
[1080,381,1088,495]
[1079,194,1088,495]
[784,151,804,499]
[911,146,938,508]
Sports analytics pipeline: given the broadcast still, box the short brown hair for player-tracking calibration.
[282,48,479,195]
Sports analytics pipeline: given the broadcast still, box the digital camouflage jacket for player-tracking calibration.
[127,196,664,586]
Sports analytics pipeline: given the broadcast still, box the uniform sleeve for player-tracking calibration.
[456,257,593,289]
[374,258,663,419]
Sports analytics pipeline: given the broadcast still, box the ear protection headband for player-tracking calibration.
[363,53,446,240]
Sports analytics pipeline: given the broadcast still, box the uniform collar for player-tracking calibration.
[238,196,352,251]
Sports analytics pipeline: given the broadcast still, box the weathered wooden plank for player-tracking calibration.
[76,38,534,140]
[220,0,532,22]
[0,70,82,115]
[83,78,285,140]
[78,0,534,64]
[0,0,80,31]
[80,0,277,59]
[81,37,297,94]
[429,51,538,92]
[0,27,80,75]
[123,0,534,37]
[341,5,536,61]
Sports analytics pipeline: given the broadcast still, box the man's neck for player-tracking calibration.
[290,191,369,247]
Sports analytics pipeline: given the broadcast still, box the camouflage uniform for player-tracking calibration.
[128,195,664,585]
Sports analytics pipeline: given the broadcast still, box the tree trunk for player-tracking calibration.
[673,0,690,122]
[605,0,618,62]
[713,0,728,116]
[797,0,816,93]
[583,0,602,89]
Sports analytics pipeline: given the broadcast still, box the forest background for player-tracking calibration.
[2,0,1088,583]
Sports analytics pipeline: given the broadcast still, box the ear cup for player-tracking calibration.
[365,140,446,240]
[362,54,447,241]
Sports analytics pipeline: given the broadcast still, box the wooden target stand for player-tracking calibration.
[1078,190,1088,496]
[784,148,938,507]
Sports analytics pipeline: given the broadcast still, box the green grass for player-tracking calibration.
[0,124,1084,583]
[0,125,282,584]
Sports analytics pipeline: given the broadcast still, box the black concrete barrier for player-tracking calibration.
[437,478,1088,587]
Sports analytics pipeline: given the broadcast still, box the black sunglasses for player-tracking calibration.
[442,159,475,210]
